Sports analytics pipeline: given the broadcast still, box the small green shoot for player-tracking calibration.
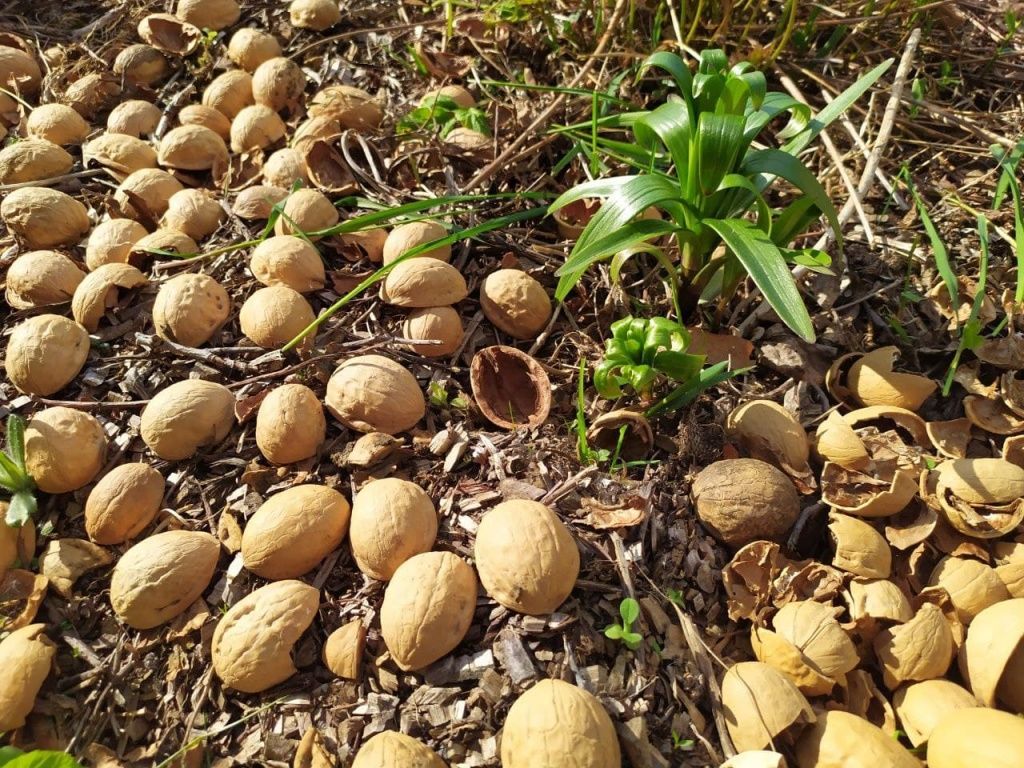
[595,316,706,403]
[398,95,490,138]
[0,415,37,528]
[671,731,695,751]
[603,597,642,651]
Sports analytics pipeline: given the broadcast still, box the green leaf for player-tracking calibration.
[2,751,84,768]
[6,491,36,527]
[620,597,640,625]
[743,149,842,246]
[647,359,744,417]
[695,113,744,196]
[782,58,893,155]
[705,218,816,342]
[632,102,692,187]
[908,180,958,330]
[604,624,625,641]
[622,632,643,651]
[6,414,26,470]
[0,451,27,491]
[638,51,695,113]
[0,747,23,766]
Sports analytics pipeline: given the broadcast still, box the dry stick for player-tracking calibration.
[778,72,874,253]
[461,0,631,192]
[736,27,922,336]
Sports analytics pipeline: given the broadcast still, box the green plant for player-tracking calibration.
[397,95,490,139]
[0,415,37,528]
[0,748,84,768]
[603,597,642,650]
[595,316,706,402]
[549,49,892,342]
[671,731,695,751]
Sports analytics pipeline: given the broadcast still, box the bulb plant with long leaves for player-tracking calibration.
[549,48,893,342]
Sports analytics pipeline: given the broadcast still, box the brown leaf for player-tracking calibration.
[687,329,754,368]
[580,497,647,529]
[218,511,243,553]
[39,538,113,598]
[166,598,211,640]
[0,569,48,630]
[234,389,269,424]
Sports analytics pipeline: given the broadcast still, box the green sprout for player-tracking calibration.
[603,597,642,650]
[0,747,85,768]
[398,95,490,139]
[0,415,37,528]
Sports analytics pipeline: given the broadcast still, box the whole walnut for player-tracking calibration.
[24,407,107,494]
[691,458,800,547]
[5,315,90,396]
[152,273,231,347]
[140,379,235,461]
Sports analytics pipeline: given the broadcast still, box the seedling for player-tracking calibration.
[671,731,695,751]
[398,95,489,139]
[0,415,37,528]
[603,597,643,650]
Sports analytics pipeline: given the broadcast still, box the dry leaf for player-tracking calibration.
[39,538,113,598]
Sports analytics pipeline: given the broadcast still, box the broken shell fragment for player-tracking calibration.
[926,418,972,459]
[323,619,365,680]
[844,578,914,628]
[721,661,815,753]
[933,458,1024,538]
[821,463,918,518]
[892,679,977,747]
[828,512,891,578]
[964,394,1024,435]
[874,602,954,689]
[720,753,785,768]
[71,263,148,332]
[692,459,800,548]
[771,600,859,681]
[727,400,814,490]
[751,626,836,696]
[212,580,319,692]
[138,13,201,55]
[38,538,112,598]
[470,345,551,430]
[815,411,870,470]
[927,556,1010,624]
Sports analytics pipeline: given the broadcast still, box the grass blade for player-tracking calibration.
[907,178,959,330]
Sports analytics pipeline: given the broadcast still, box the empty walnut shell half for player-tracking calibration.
[932,458,1024,538]
[470,345,551,430]
[137,13,201,55]
[727,400,815,491]
[846,347,936,412]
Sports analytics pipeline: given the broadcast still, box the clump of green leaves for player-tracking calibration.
[0,748,84,768]
[0,415,37,528]
[397,95,489,139]
[550,49,893,341]
[603,597,642,650]
[594,316,741,417]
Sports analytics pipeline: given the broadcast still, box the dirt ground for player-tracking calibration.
[1,0,1023,766]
